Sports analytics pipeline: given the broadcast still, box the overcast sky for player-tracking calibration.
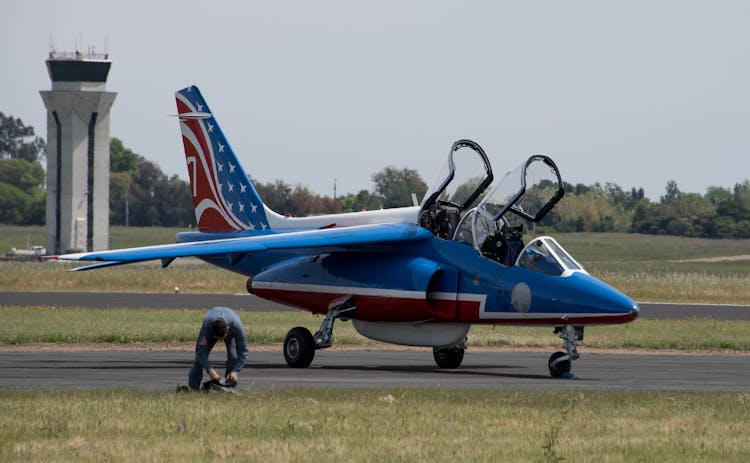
[2,1,748,199]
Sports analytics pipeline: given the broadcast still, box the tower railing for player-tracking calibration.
[48,50,110,61]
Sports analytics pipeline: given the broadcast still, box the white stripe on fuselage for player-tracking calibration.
[252,281,449,300]
[253,281,626,320]
[252,281,486,306]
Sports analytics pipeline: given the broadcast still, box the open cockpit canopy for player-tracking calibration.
[454,155,564,248]
[418,140,494,239]
[453,155,575,271]
[477,155,564,224]
[419,142,576,273]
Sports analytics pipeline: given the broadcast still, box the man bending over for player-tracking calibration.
[189,306,249,390]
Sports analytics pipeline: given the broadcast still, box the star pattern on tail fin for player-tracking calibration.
[176,86,269,232]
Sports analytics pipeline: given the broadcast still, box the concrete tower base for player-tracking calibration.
[41,90,116,253]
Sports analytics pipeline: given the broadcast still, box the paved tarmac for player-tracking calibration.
[1,349,748,392]
[3,291,750,320]
[2,292,748,393]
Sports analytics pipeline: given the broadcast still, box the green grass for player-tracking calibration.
[595,271,750,304]
[1,390,748,462]
[0,225,187,255]
[0,225,46,255]
[556,232,750,265]
[3,306,750,351]
[0,260,244,294]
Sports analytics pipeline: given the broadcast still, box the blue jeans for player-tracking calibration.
[188,337,239,389]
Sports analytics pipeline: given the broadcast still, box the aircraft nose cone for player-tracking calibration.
[603,289,640,319]
[630,303,640,321]
[630,304,641,320]
[556,273,640,323]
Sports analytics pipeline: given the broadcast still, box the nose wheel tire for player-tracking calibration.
[284,327,316,368]
[433,346,465,369]
[548,351,572,377]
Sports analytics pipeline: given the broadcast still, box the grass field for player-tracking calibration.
[1,389,748,463]
[0,225,185,255]
[3,306,750,351]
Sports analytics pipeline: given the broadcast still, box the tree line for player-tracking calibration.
[0,112,45,224]
[2,111,750,239]
[540,180,750,238]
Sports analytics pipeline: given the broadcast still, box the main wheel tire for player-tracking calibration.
[433,346,465,369]
[284,327,316,368]
[548,351,571,377]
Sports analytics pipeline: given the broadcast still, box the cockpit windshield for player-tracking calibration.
[517,237,585,276]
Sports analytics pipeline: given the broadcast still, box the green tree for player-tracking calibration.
[253,178,341,216]
[109,138,193,227]
[253,179,294,215]
[371,166,427,208]
[551,187,630,233]
[0,183,32,224]
[0,112,45,163]
[630,181,720,237]
[109,137,139,226]
[110,137,139,173]
[0,112,46,225]
[0,158,45,193]
[339,190,385,212]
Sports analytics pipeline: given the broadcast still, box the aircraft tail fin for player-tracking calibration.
[175,85,269,232]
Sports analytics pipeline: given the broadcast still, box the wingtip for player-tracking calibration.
[55,252,87,261]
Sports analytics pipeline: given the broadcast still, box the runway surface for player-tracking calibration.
[1,348,748,392]
[2,292,749,393]
[3,291,750,320]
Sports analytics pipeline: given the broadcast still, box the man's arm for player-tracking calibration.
[195,324,220,380]
[230,316,250,373]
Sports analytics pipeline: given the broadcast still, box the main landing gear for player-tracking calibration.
[283,296,357,368]
[548,325,583,378]
[432,342,466,369]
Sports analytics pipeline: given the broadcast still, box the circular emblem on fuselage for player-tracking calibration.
[511,282,532,313]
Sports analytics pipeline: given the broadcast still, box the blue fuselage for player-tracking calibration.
[177,228,639,326]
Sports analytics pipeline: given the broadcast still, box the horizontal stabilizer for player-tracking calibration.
[176,111,212,120]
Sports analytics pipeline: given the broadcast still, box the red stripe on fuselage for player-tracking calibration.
[253,288,458,322]
[252,288,636,326]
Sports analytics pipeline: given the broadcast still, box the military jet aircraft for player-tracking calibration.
[55,85,639,377]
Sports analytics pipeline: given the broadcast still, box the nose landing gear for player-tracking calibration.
[548,325,583,378]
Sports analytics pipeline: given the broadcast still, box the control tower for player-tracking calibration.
[40,50,116,253]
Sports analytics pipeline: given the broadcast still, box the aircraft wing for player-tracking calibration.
[56,222,433,270]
